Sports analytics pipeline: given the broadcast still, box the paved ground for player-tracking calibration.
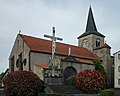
[72,89,120,96]
[112,88,120,96]
[0,90,5,96]
[0,88,120,96]
[47,85,84,94]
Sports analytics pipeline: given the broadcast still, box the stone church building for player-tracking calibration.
[9,7,113,86]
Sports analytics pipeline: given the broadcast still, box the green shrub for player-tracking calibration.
[99,89,115,96]
[93,60,108,81]
[3,71,44,96]
[65,76,76,86]
[76,70,106,94]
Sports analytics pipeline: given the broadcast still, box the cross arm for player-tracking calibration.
[56,37,63,41]
[44,34,53,39]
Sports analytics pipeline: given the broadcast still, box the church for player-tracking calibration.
[9,6,113,86]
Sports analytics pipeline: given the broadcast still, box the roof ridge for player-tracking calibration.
[20,34,88,49]
[20,33,51,42]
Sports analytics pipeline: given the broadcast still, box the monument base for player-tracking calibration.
[44,76,63,85]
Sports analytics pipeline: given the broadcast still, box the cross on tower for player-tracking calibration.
[44,27,63,77]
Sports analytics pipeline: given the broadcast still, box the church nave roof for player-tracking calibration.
[20,34,99,60]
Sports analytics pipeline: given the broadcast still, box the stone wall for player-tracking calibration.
[61,61,95,74]
[9,35,30,72]
[114,51,120,88]
[78,34,104,52]
[30,52,50,70]
[94,47,112,87]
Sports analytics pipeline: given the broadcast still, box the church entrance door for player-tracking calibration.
[64,66,77,80]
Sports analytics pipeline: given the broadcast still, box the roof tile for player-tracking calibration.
[34,64,49,69]
[20,34,99,60]
[80,60,94,64]
[94,43,111,50]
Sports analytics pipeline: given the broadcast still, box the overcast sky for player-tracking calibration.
[0,0,120,73]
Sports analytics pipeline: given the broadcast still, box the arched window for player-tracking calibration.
[83,41,86,48]
[96,39,101,47]
[82,39,90,49]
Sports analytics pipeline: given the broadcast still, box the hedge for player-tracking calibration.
[3,71,44,96]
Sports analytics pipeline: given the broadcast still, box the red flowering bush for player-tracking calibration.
[76,70,106,93]
[3,71,44,96]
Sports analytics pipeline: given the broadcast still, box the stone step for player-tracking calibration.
[45,85,84,94]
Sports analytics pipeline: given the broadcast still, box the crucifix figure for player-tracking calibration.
[44,27,63,77]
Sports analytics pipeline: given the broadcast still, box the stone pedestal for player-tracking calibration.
[44,77,63,85]
[44,68,63,85]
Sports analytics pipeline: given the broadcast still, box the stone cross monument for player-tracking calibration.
[44,27,63,77]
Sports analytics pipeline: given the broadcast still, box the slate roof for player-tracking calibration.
[20,34,99,60]
[78,6,105,39]
[1,68,9,80]
[113,51,120,55]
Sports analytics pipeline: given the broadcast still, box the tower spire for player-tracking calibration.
[78,6,105,39]
[85,6,97,32]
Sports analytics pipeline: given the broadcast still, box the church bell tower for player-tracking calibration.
[78,6,105,52]
[77,6,113,87]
